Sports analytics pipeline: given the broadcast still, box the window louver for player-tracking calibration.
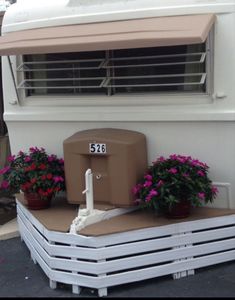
[17,43,208,96]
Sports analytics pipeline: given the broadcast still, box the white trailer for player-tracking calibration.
[0,0,235,209]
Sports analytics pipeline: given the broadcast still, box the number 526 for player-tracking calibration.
[89,143,107,154]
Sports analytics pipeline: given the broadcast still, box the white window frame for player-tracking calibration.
[15,29,214,107]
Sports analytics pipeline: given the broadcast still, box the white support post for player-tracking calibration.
[185,231,195,276]
[30,252,37,265]
[172,231,195,279]
[98,287,108,297]
[172,232,187,280]
[49,241,57,290]
[72,285,81,295]
[71,244,82,295]
[19,232,23,242]
[98,259,108,297]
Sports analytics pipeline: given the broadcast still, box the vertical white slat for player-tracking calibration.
[17,212,37,265]
[98,259,108,297]
[17,215,24,242]
[186,232,195,276]
[49,241,57,290]
[30,249,37,265]
[172,231,195,279]
[71,244,82,295]
[172,232,185,279]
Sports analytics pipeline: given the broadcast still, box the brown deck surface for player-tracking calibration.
[16,194,235,236]
[16,193,78,233]
[80,206,235,236]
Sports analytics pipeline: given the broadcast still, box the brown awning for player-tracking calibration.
[0,14,216,55]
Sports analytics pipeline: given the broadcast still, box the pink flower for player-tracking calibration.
[176,156,187,163]
[53,176,64,183]
[132,184,141,195]
[144,174,152,181]
[191,159,200,167]
[29,147,37,153]
[29,147,41,153]
[153,156,165,164]
[48,154,57,162]
[168,168,178,174]
[183,173,189,178]
[0,166,10,175]
[7,155,15,162]
[24,156,31,162]
[59,159,64,164]
[197,170,205,177]
[198,192,205,199]
[146,189,158,202]
[145,195,152,202]
[149,189,158,197]
[169,154,178,160]
[143,180,152,188]
[1,180,9,189]
[157,180,164,187]
[212,186,218,195]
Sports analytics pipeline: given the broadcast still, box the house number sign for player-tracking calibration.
[89,143,107,154]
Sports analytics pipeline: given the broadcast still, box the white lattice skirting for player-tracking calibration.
[16,199,235,297]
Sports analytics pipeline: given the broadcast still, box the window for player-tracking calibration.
[17,39,212,97]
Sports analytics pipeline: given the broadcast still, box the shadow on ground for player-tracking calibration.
[0,191,16,225]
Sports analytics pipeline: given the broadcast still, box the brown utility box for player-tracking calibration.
[63,128,148,207]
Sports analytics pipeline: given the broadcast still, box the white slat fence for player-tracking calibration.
[16,199,235,297]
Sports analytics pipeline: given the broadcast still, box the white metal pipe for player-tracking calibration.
[83,168,94,214]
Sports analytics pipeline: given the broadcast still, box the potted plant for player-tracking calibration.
[0,147,65,210]
[132,154,218,218]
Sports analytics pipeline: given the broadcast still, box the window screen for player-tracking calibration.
[17,43,209,97]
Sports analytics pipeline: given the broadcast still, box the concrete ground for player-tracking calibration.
[0,236,235,298]
[0,197,18,241]
[0,218,19,241]
[0,192,18,239]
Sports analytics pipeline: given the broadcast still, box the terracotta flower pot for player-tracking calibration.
[165,200,191,219]
[24,192,52,210]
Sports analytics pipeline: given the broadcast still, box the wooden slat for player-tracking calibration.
[19,222,235,290]
[18,205,235,261]
[17,212,99,259]
[97,250,235,289]
[19,227,102,288]
[18,223,51,278]
[19,214,235,275]
[16,200,235,294]
[18,217,97,274]
[16,199,235,249]
[82,213,235,247]
[18,206,235,265]
[32,225,235,261]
